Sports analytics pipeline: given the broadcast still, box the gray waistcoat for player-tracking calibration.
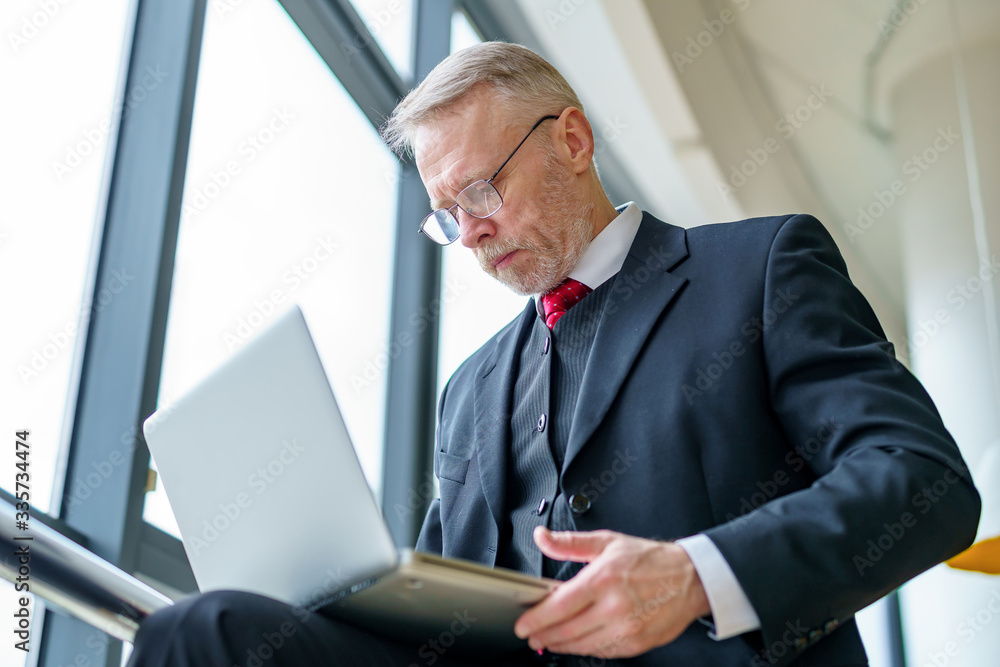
[496,277,615,580]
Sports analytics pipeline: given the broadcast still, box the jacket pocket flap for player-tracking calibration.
[437,450,471,484]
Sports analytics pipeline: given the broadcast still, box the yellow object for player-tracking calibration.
[946,443,1000,575]
[947,535,1000,574]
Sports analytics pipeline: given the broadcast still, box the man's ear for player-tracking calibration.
[555,107,596,175]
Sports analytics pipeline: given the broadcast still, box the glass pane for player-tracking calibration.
[0,2,134,664]
[451,8,482,53]
[346,0,415,82]
[145,0,398,538]
[0,0,133,514]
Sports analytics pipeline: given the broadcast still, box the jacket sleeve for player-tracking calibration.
[703,214,981,660]
[415,498,443,555]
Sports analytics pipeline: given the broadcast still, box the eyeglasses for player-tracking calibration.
[418,114,560,245]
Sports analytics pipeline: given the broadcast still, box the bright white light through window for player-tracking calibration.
[146,0,398,538]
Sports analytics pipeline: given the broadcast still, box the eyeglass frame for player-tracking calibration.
[418,113,561,245]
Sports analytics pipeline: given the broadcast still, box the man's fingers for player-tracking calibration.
[515,576,596,639]
[544,624,638,660]
[533,527,618,562]
[526,598,611,652]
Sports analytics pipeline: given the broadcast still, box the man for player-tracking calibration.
[128,42,979,666]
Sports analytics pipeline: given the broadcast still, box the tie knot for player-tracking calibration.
[542,278,592,329]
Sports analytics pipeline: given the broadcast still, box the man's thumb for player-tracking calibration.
[533,527,616,562]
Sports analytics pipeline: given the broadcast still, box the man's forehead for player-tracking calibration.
[421,154,491,209]
[415,88,523,158]
[416,101,496,158]
[415,106,508,204]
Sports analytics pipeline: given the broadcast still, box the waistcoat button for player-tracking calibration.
[568,493,591,515]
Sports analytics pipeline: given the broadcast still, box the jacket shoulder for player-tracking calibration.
[684,212,801,242]
[680,213,837,264]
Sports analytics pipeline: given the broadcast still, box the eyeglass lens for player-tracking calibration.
[421,180,503,244]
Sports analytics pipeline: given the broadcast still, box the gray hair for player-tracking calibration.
[382,42,586,158]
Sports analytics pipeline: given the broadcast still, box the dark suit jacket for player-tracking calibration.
[416,212,981,666]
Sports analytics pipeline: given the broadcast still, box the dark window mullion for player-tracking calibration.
[380,0,453,548]
[277,0,408,130]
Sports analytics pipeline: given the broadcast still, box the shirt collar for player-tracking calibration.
[533,202,642,318]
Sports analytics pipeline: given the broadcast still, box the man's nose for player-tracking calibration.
[458,209,496,249]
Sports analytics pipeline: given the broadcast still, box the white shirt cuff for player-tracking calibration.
[676,534,761,640]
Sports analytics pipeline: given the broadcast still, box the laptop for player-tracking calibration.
[142,305,558,652]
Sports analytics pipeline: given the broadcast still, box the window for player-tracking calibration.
[1,0,134,514]
[145,0,398,537]
[346,0,415,82]
[0,0,135,662]
[451,7,482,53]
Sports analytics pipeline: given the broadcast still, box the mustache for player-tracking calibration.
[478,238,525,268]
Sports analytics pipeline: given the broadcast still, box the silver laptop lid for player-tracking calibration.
[143,305,397,606]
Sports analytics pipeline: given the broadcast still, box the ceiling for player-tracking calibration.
[511,0,1000,353]
[634,0,1000,349]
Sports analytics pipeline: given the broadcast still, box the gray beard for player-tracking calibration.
[478,164,596,294]
[493,204,594,296]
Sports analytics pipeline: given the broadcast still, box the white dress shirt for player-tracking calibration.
[533,202,762,640]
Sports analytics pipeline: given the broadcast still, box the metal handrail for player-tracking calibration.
[0,499,174,643]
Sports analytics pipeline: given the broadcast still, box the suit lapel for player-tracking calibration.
[474,299,536,535]
[563,213,690,473]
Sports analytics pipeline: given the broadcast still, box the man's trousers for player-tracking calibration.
[126,589,607,667]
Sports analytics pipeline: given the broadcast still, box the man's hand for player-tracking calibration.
[513,527,711,659]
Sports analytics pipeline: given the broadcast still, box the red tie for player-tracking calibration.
[542,278,593,329]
